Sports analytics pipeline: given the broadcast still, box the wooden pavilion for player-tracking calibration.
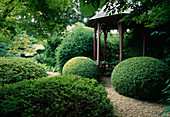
[86,9,146,80]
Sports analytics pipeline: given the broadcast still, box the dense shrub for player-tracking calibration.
[0,41,21,57]
[123,29,143,59]
[111,57,170,100]
[62,57,98,79]
[123,27,170,66]
[0,75,114,117]
[33,35,62,68]
[0,57,47,86]
[101,33,120,64]
[56,23,94,72]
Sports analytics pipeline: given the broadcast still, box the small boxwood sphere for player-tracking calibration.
[0,57,47,86]
[111,57,170,100]
[62,57,98,79]
[0,75,113,117]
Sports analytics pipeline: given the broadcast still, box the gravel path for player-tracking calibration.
[47,72,169,117]
[100,77,169,117]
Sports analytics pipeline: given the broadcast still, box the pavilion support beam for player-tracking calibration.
[118,22,124,62]
[94,27,97,61]
[104,31,107,62]
[97,23,102,80]
[143,26,146,56]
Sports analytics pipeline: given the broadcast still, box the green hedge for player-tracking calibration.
[0,75,113,117]
[62,57,98,79]
[111,57,170,100]
[55,23,94,72]
[0,57,47,86]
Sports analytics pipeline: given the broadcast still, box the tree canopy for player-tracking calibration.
[0,0,70,42]
[80,0,170,28]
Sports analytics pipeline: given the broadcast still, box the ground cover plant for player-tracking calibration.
[158,79,170,116]
[62,56,98,79]
[0,75,114,117]
[111,57,170,100]
[0,57,47,86]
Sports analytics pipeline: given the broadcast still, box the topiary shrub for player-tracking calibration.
[62,56,98,79]
[0,57,47,86]
[0,75,114,117]
[111,57,170,100]
[56,23,94,73]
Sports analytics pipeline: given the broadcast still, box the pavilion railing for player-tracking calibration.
[100,63,117,76]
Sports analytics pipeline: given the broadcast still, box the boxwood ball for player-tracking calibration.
[62,56,98,79]
[0,57,47,86]
[111,57,170,100]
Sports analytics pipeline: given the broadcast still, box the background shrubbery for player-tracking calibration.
[111,57,170,100]
[0,57,47,86]
[34,35,62,68]
[55,23,121,73]
[0,75,113,117]
[123,26,170,66]
[56,23,94,72]
[62,56,98,79]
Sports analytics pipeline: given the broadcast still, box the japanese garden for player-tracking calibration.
[0,0,169,117]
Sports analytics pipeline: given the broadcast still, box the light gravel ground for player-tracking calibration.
[47,72,61,77]
[100,77,169,117]
[47,72,169,117]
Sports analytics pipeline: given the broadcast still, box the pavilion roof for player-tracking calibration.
[86,5,133,31]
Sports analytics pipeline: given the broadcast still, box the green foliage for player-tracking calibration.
[0,75,114,117]
[149,30,170,66]
[0,0,70,44]
[111,57,170,100]
[80,0,109,17]
[43,36,62,66]
[158,79,170,116]
[123,28,169,65]
[126,0,170,28]
[0,42,20,57]
[84,0,170,28]
[123,29,143,59]
[56,23,94,72]
[34,35,62,67]
[0,30,43,57]
[105,33,120,63]
[63,0,84,24]
[62,57,98,79]
[0,57,47,86]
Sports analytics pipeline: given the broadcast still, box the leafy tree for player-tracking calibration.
[0,0,71,56]
[0,0,70,47]
[80,0,170,28]
[0,30,38,57]
[79,0,109,16]
[63,0,85,24]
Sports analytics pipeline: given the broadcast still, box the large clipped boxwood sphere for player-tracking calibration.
[0,57,47,86]
[111,57,170,100]
[0,75,113,117]
[62,57,98,79]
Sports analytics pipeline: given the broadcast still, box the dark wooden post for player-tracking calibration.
[97,23,101,80]
[104,31,107,62]
[94,27,97,60]
[118,22,124,62]
[143,26,146,56]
